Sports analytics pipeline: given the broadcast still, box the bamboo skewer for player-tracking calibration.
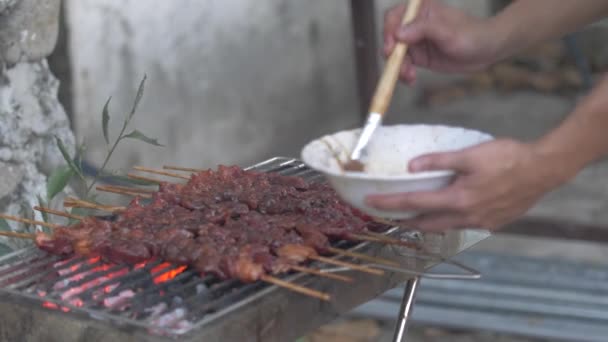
[0,231,36,239]
[64,197,125,213]
[364,231,419,249]
[0,213,59,230]
[327,247,399,267]
[127,173,163,184]
[97,185,154,194]
[290,265,352,283]
[162,165,202,173]
[309,255,384,276]
[133,166,191,180]
[350,233,418,249]
[260,275,330,301]
[33,206,84,221]
[96,185,152,199]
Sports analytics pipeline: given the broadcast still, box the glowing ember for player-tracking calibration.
[134,260,150,269]
[88,256,101,263]
[60,268,129,300]
[42,301,58,310]
[153,266,187,284]
[104,283,119,293]
[69,298,84,307]
[150,262,171,274]
[60,306,71,312]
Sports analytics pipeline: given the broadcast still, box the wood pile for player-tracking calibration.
[417,40,594,107]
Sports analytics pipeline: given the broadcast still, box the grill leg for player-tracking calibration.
[392,276,420,342]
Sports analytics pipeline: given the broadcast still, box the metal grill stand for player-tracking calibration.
[392,277,420,342]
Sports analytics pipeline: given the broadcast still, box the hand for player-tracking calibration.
[365,139,570,232]
[384,0,499,84]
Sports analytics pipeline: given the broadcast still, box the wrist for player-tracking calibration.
[530,137,585,188]
[483,14,518,64]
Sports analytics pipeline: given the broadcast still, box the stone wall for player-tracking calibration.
[0,0,75,248]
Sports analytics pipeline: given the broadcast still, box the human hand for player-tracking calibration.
[384,0,499,84]
[365,139,571,232]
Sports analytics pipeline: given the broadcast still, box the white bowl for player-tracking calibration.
[300,124,494,219]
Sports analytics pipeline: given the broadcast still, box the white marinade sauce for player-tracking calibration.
[307,125,493,177]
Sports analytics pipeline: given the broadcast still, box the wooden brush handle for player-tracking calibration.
[368,0,422,115]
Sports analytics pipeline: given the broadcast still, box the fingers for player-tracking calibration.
[366,188,460,212]
[409,151,473,173]
[383,5,406,57]
[399,56,417,85]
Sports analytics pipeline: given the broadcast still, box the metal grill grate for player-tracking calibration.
[0,157,487,341]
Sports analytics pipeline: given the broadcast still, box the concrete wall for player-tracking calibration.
[65,0,490,172]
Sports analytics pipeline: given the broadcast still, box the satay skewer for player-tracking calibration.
[162,165,201,173]
[326,247,400,267]
[0,214,334,301]
[96,185,152,199]
[0,213,59,230]
[61,197,405,270]
[0,231,36,239]
[260,275,330,301]
[64,197,126,213]
[126,173,164,184]
[33,206,84,221]
[290,265,352,282]
[133,166,190,180]
[97,185,154,194]
[27,207,354,285]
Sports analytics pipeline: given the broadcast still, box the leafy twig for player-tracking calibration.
[46,74,163,208]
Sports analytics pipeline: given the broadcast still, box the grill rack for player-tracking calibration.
[0,157,486,341]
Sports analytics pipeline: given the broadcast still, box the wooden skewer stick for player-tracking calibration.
[96,185,152,199]
[98,185,154,194]
[33,206,84,221]
[133,166,191,180]
[162,165,202,173]
[260,275,330,301]
[64,197,125,213]
[309,255,384,276]
[326,247,399,267]
[364,231,420,249]
[127,173,163,184]
[0,231,36,239]
[0,214,59,230]
[290,265,353,283]
[350,233,418,249]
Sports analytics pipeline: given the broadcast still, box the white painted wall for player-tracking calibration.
[65,0,490,172]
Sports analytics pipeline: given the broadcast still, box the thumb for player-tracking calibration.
[408,151,472,173]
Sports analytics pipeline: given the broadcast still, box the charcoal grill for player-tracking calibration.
[0,157,489,342]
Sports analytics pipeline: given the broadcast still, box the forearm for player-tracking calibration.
[534,74,608,184]
[489,0,608,61]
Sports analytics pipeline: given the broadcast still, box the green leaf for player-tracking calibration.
[0,218,11,232]
[76,142,87,173]
[37,195,48,223]
[128,75,147,121]
[122,129,164,146]
[0,243,13,256]
[46,165,75,201]
[102,96,112,144]
[55,136,84,178]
